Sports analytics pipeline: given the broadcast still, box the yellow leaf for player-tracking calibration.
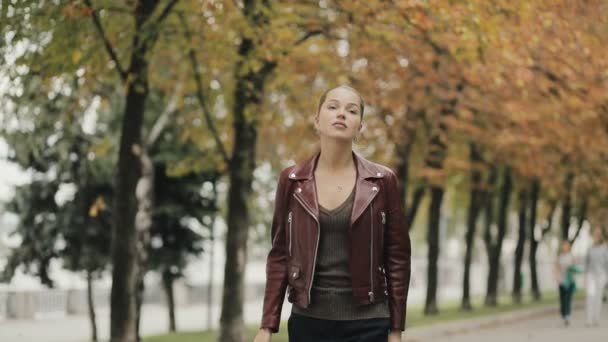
[72,50,82,63]
[89,196,107,217]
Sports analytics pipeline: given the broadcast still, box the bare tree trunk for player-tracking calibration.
[560,173,574,241]
[425,186,444,315]
[462,143,483,311]
[87,270,98,342]
[207,182,217,330]
[569,198,588,245]
[528,180,543,301]
[162,269,177,332]
[485,167,512,307]
[218,10,277,340]
[512,188,528,303]
[395,110,425,230]
[98,2,177,341]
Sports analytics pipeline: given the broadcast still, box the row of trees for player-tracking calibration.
[1,1,607,342]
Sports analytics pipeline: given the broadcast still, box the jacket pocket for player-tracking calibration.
[287,285,296,303]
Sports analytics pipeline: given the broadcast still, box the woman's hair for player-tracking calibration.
[317,85,365,119]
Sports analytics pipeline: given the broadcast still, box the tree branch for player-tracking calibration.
[146,82,182,148]
[179,13,231,166]
[293,29,323,46]
[154,0,180,26]
[84,0,127,81]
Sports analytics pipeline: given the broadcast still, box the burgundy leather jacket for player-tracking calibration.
[261,151,411,332]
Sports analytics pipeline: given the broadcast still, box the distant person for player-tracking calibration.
[253,85,411,342]
[556,240,581,326]
[585,228,608,327]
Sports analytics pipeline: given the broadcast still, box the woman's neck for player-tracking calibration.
[316,138,354,174]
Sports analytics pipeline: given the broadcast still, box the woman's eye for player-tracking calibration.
[350,110,357,114]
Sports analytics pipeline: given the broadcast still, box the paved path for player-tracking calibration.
[406,301,607,342]
[1,300,606,342]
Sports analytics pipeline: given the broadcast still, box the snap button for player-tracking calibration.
[384,290,388,296]
[372,186,378,192]
[290,173,296,178]
[377,172,382,177]
[293,272,298,278]
[297,188,302,193]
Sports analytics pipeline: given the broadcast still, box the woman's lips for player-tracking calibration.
[333,122,347,128]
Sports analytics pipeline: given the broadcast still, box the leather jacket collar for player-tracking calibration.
[286,150,385,226]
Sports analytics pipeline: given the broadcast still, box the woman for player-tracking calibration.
[585,228,608,327]
[556,240,580,326]
[253,85,411,342]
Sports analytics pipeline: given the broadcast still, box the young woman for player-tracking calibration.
[585,228,608,327]
[253,85,411,342]
[556,240,580,326]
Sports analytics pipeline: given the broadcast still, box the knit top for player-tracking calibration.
[291,187,390,320]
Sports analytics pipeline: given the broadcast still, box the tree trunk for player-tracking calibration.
[406,186,426,230]
[162,269,177,332]
[218,105,256,341]
[485,168,512,307]
[462,143,483,311]
[134,149,154,342]
[560,172,574,241]
[512,188,528,304]
[528,180,542,301]
[569,198,588,245]
[109,2,166,341]
[395,110,425,230]
[423,101,451,316]
[482,167,498,282]
[207,182,217,330]
[425,186,444,315]
[218,21,277,342]
[87,270,98,342]
[134,278,145,342]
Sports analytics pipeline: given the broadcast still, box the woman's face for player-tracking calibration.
[314,87,363,142]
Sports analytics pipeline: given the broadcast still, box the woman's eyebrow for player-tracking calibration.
[326,99,359,107]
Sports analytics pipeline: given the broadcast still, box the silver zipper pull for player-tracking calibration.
[368,291,375,302]
[381,211,386,224]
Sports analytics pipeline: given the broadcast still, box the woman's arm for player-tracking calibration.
[383,170,412,332]
[260,169,291,333]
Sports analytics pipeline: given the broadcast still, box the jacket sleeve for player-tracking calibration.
[384,169,412,331]
[260,169,290,333]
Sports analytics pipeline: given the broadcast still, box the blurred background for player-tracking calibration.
[0,1,607,342]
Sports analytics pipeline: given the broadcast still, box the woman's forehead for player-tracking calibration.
[325,87,360,104]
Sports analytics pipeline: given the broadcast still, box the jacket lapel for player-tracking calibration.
[287,150,384,226]
[293,178,319,222]
[350,178,379,226]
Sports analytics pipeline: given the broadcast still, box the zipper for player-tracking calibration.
[381,210,387,292]
[369,202,375,303]
[288,211,293,256]
[293,192,320,305]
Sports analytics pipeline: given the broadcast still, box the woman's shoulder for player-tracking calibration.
[354,152,398,178]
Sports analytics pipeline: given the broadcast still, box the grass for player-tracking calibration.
[144,291,584,342]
